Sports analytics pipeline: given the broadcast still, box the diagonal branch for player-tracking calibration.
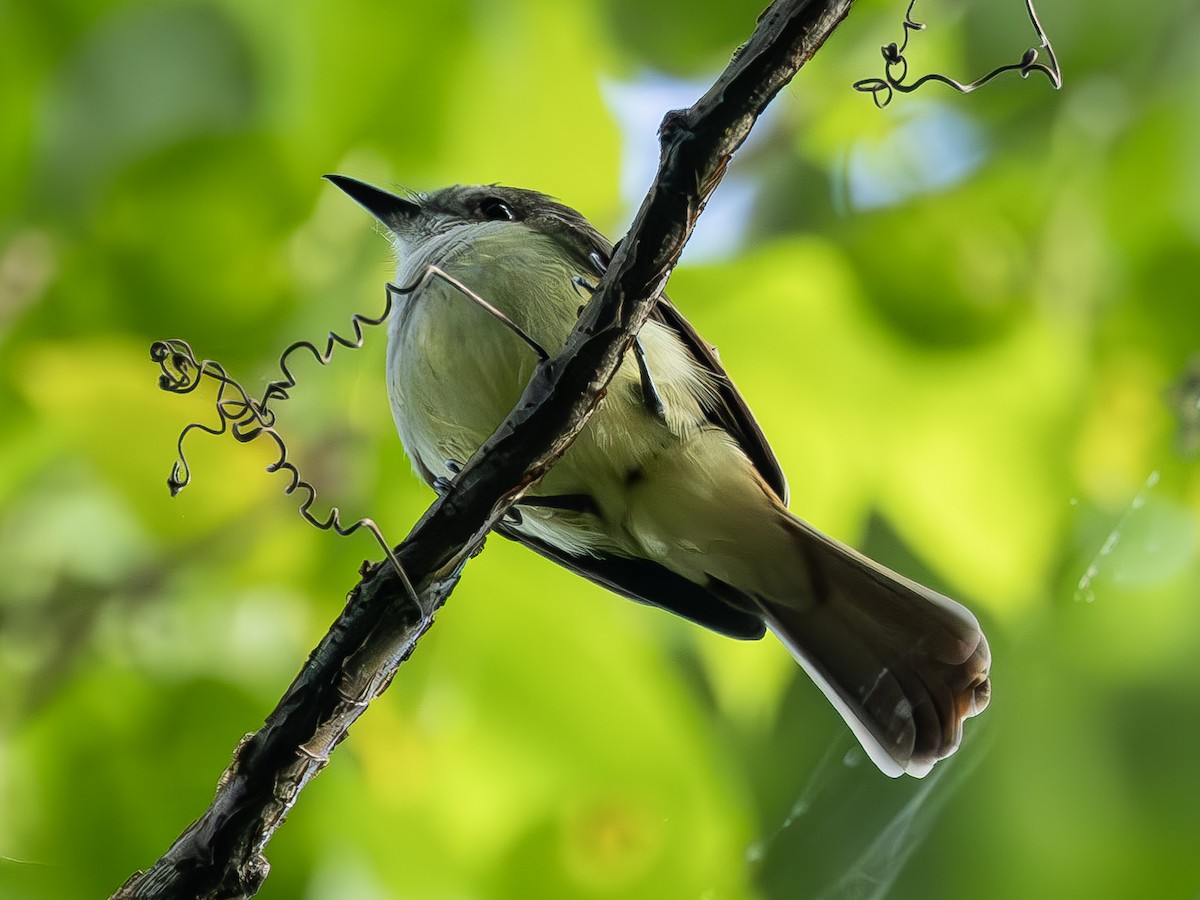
[112,1,855,896]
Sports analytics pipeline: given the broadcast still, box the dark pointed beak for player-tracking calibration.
[324,174,418,228]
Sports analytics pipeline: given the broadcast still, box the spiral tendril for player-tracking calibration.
[150,264,558,614]
[853,0,1062,108]
[256,290,395,416]
[148,287,422,609]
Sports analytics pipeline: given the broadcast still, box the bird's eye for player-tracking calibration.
[479,197,515,221]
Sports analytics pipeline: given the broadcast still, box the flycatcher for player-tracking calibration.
[327,174,991,778]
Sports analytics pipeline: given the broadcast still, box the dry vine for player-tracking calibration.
[853,0,1061,107]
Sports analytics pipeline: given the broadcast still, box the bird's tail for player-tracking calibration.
[745,515,991,778]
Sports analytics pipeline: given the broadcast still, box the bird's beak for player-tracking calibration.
[323,174,419,229]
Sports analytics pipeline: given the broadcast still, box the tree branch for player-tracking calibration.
[112,1,855,896]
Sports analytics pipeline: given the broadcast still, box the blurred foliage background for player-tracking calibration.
[2,0,1199,897]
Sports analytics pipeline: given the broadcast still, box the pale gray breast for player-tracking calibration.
[384,222,582,482]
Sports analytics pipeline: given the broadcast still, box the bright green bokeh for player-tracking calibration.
[2,0,1199,897]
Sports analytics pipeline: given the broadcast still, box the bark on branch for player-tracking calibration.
[113,1,855,896]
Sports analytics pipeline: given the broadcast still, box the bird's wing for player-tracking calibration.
[649,295,789,505]
[544,210,788,504]
[492,520,767,640]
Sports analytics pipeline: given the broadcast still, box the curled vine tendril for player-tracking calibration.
[853,0,1062,108]
[255,289,397,417]
[150,285,424,609]
[151,265,559,611]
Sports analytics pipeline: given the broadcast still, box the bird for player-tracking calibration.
[326,174,991,777]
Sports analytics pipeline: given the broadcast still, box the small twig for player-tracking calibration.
[416,265,551,362]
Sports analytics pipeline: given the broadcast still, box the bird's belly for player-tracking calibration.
[386,287,537,482]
